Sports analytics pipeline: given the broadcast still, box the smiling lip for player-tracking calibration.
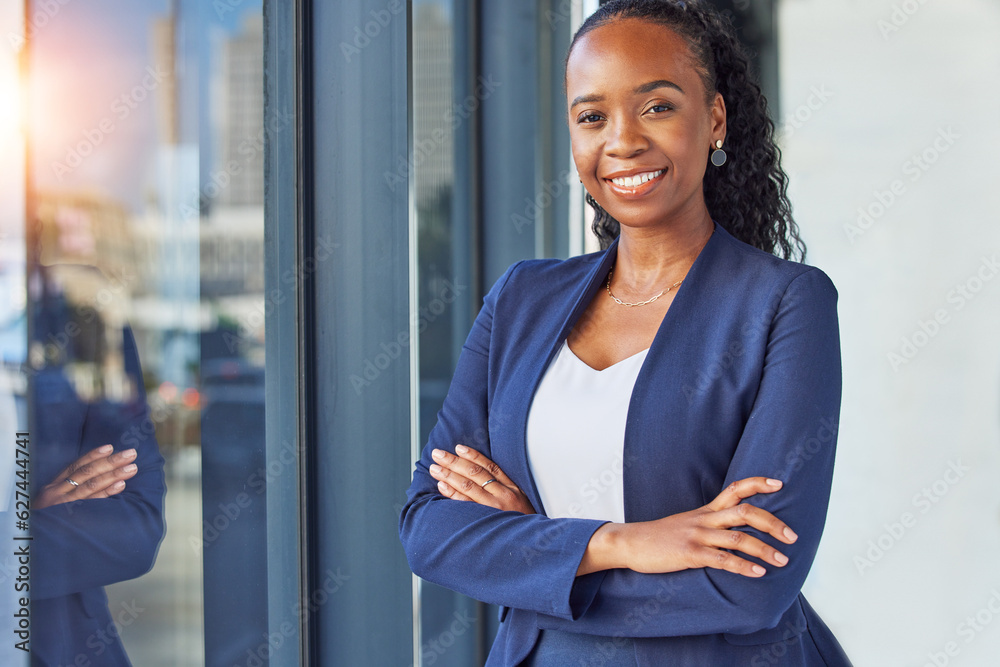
[604,168,666,197]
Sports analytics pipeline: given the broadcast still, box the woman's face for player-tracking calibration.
[566,19,725,231]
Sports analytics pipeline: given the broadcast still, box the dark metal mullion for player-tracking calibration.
[263,0,312,664]
[454,0,481,353]
[537,0,555,259]
[295,0,318,664]
[466,2,492,661]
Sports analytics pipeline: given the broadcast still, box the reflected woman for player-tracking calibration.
[399,1,852,664]
[28,259,165,666]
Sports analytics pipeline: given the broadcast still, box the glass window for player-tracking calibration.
[12,1,274,664]
[412,1,484,664]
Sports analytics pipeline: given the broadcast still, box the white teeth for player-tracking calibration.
[611,170,663,188]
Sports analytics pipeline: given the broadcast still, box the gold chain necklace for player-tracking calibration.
[605,266,683,307]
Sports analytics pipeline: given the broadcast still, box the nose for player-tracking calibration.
[604,116,648,159]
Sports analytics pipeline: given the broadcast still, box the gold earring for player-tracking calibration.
[710,140,727,167]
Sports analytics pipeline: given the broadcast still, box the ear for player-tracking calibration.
[710,92,727,145]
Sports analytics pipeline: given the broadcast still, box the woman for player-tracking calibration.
[399,1,851,664]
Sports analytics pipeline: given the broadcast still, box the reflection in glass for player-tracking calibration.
[22,0,267,664]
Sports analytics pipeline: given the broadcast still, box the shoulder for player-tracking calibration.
[486,248,608,300]
[512,248,606,282]
[711,224,838,302]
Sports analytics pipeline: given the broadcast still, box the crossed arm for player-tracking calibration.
[32,328,166,599]
[430,445,797,579]
[35,444,139,510]
[399,264,841,635]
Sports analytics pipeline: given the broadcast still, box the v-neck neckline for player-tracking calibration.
[562,339,650,373]
[513,221,725,515]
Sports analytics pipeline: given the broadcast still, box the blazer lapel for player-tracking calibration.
[510,237,619,513]
[622,221,732,521]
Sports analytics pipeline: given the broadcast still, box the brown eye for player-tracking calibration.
[647,104,675,114]
[578,113,604,124]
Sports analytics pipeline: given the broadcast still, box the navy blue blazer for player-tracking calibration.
[399,222,851,666]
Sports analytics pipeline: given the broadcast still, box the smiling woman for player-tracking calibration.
[399,0,852,665]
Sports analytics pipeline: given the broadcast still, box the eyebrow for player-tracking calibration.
[570,79,685,108]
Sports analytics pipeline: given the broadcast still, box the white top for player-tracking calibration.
[525,339,649,523]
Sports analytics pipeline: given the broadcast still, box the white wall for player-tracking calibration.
[778,0,1000,664]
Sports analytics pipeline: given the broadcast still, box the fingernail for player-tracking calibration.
[123,464,137,474]
[98,444,113,454]
[437,481,448,493]
[752,565,766,575]
[431,449,444,460]
[122,449,137,459]
[429,464,442,474]
[455,444,468,454]
[774,552,789,565]
[112,480,126,490]
[784,527,798,542]
[766,478,782,487]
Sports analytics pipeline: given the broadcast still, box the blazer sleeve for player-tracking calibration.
[32,326,167,599]
[399,261,610,620]
[534,267,843,637]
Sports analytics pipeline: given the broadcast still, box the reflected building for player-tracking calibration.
[413,3,453,209]
[131,8,202,391]
[216,14,265,208]
[201,13,266,361]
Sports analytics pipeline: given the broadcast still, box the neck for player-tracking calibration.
[612,212,715,293]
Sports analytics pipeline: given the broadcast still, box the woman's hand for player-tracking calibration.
[579,477,797,578]
[429,445,536,515]
[34,444,139,510]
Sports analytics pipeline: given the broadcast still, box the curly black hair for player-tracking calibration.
[567,0,805,261]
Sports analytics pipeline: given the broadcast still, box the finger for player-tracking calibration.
[701,527,789,568]
[59,449,138,502]
[51,444,114,483]
[436,480,473,502]
[453,445,520,491]
[431,448,498,490]
[65,448,138,486]
[429,460,499,508]
[713,503,798,545]
[73,464,138,500]
[706,477,783,512]
[432,470,493,506]
[86,479,128,500]
[693,546,769,578]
